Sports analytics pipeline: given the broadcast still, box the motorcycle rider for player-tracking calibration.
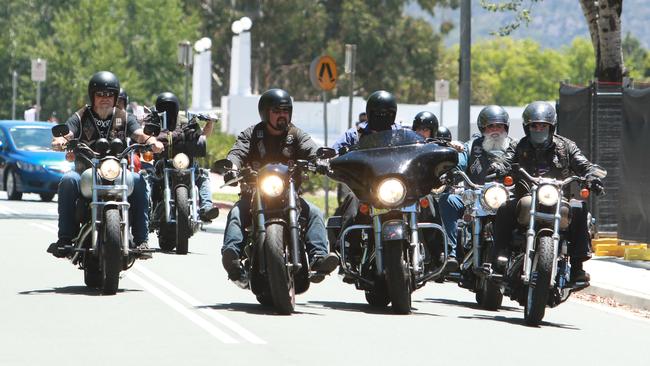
[412,111,438,139]
[48,71,164,258]
[438,105,517,269]
[436,126,452,142]
[146,92,220,222]
[492,101,604,282]
[117,88,129,111]
[220,88,339,283]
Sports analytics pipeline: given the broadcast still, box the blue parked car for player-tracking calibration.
[0,120,73,201]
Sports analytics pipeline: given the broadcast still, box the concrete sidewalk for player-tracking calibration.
[583,256,650,311]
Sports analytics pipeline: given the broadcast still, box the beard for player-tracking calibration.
[272,117,289,132]
[482,131,509,152]
[94,105,113,120]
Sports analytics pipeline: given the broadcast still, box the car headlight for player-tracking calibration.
[172,153,190,169]
[98,159,121,181]
[537,184,559,206]
[377,178,406,206]
[260,175,284,197]
[481,184,508,210]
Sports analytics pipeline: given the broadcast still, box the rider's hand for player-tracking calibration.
[224,171,238,187]
[449,141,465,152]
[51,137,67,151]
[151,141,164,154]
[487,162,506,177]
[315,162,330,175]
[588,177,605,196]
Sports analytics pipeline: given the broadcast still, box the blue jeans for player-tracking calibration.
[222,196,329,261]
[57,170,149,244]
[438,193,465,257]
[196,168,213,211]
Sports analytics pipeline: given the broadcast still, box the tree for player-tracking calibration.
[481,0,625,82]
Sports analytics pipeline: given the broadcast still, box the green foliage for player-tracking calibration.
[479,0,544,36]
[622,32,650,82]
[563,37,595,85]
[204,126,237,169]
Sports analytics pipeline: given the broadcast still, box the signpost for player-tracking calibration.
[310,55,337,216]
[31,59,46,121]
[435,79,450,126]
[345,44,357,129]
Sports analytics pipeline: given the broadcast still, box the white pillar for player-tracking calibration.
[237,31,252,96]
[191,50,212,110]
[229,35,240,96]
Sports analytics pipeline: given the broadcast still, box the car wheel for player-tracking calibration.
[6,169,23,201]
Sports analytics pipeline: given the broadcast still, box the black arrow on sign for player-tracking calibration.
[319,62,335,83]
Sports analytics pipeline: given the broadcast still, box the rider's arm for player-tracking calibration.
[51,113,78,150]
[567,139,593,177]
[226,125,254,170]
[201,119,214,136]
[296,129,320,160]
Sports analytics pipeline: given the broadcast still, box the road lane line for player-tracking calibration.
[127,272,239,344]
[134,265,266,344]
[0,204,19,215]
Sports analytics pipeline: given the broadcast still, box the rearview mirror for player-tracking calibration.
[316,147,336,159]
[52,124,70,138]
[212,159,233,174]
[143,123,161,137]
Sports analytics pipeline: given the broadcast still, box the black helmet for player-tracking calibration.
[87,71,120,107]
[436,126,452,142]
[412,111,439,133]
[118,88,129,106]
[522,101,557,136]
[366,90,397,132]
[258,88,292,124]
[155,92,180,130]
[477,105,509,133]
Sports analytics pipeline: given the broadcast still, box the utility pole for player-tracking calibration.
[11,70,17,120]
[458,0,471,141]
[345,44,357,129]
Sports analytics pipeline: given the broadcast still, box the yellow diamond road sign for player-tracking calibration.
[310,55,337,91]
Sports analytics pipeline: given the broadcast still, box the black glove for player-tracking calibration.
[224,171,239,187]
[588,177,605,196]
[487,162,507,177]
[315,162,330,175]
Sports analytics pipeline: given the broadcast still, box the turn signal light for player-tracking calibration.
[143,151,154,162]
[580,188,590,199]
[504,176,514,186]
[65,151,75,162]
[359,203,370,215]
[420,197,430,208]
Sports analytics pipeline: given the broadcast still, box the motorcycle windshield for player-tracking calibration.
[353,129,425,150]
[330,129,458,206]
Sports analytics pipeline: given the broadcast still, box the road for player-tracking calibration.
[1,194,648,366]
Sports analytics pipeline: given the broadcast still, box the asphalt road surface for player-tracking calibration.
[1,193,648,366]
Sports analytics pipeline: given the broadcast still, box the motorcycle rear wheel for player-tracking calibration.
[384,243,412,314]
[265,223,295,315]
[524,235,554,325]
[101,208,122,295]
[175,186,190,255]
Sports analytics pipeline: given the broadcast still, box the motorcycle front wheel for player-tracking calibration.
[524,235,554,325]
[175,186,190,255]
[384,242,412,314]
[264,223,295,315]
[101,208,122,295]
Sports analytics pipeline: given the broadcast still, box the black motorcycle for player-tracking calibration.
[51,123,160,294]
[148,112,213,254]
[450,169,510,310]
[213,147,336,315]
[497,165,607,325]
[326,129,458,314]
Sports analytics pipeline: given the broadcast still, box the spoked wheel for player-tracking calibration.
[384,243,412,314]
[101,208,122,295]
[265,224,295,315]
[175,186,190,255]
[524,236,554,326]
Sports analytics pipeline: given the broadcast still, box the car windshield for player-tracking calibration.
[10,127,53,152]
[354,129,425,150]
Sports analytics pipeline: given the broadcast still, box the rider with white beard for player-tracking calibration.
[437,105,517,270]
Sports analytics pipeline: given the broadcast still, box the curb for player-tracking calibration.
[581,283,650,312]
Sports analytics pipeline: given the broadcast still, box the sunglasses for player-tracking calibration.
[95,91,115,98]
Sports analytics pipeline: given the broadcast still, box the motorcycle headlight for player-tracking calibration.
[537,184,559,206]
[260,175,284,197]
[172,153,190,169]
[481,185,508,210]
[98,159,121,181]
[461,189,478,205]
[377,178,406,206]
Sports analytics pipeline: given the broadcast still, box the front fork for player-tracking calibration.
[288,180,302,271]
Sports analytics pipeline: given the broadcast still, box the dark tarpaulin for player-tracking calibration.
[619,88,650,243]
[557,83,592,158]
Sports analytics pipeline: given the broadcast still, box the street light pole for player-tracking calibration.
[11,70,17,120]
[177,40,192,114]
[345,44,357,130]
[458,0,471,141]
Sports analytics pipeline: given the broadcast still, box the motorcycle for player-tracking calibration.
[50,123,160,295]
[148,111,214,254]
[497,165,607,325]
[213,147,336,315]
[326,129,458,314]
[450,169,510,310]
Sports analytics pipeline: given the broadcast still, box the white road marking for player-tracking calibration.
[0,204,19,215]
[134,265,266,344]
[127,271,239,344]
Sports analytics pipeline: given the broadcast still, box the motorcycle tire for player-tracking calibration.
[101,208,122,295]
[524,235,554,326]
[265,223,295,315]
[364,278,390,308]
[175,186,190,255]
[256,293,273,307]
[157,221,176,252]
[384,243,412,314]
[83,256,102,288]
